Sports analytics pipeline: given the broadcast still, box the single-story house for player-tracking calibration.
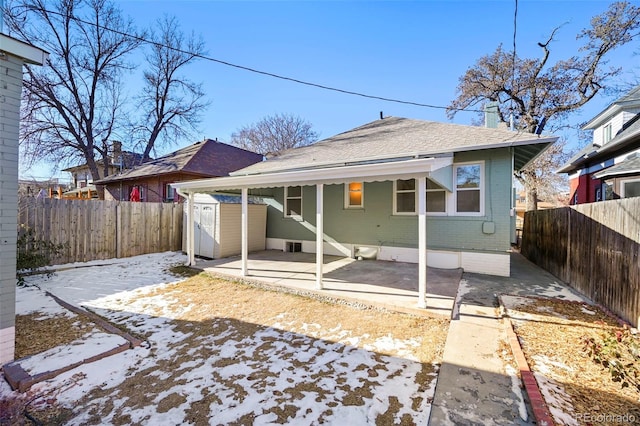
[95,139,263,202]
[172,116,556,308]
[558,85,640,203]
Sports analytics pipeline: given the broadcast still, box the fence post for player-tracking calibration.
[116,201,122,259]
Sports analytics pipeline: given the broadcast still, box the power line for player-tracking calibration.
[31,6,484,114]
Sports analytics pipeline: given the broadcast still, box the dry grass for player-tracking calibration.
[15,313,100,359]
[15,272,449,425]
[157,273,449,363]
[93,273,448,424]
[506,297,640,424]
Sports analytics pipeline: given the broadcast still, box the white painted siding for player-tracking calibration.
[0,54,24,365]
[460,251,510,276]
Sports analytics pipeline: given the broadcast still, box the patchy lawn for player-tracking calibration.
[503,295,640,426]
[3,253,448,425]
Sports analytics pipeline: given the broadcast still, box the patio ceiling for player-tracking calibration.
[171,156,453,193]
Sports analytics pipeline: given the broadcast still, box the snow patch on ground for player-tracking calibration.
[532,354,574,375]
[505,364,528,421]
[5,251,438,424]
[534,372,578,426]
[19,332,128,375]
[451,278,471,320]
[580,306,596,315]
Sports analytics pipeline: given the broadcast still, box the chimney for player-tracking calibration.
[484,102,499,128]
[112,141,123,166]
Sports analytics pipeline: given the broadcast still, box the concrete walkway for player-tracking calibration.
[429,252,588,425]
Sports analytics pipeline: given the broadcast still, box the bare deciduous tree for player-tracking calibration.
[447,1,640,210]
[131,15,209,161]
[230,114,319,155]
[6,0,142,192]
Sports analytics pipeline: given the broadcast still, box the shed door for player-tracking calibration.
[198,205,216,258]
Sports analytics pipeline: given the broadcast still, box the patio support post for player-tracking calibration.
[418,176,427,308]
[241,188,248,276]
[316,183,324,290]
[187,192,195,266]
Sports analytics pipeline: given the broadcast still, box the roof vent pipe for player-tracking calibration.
[380,111,384,120]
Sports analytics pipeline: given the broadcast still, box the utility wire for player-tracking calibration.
[31,6,484,114]
[510,0,518,117]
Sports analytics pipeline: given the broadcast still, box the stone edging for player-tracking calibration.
[3,292,143,392]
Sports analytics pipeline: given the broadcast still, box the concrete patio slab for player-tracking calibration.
[193,250,462,318]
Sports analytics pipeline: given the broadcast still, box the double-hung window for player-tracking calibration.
[345,182,364,208]
[454,163,483,214]
[394,179,416,214]
[426,179,446,214]
[285,186,303,218]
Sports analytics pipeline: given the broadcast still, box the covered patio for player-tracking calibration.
[174,156,454,310]
[193,250,462,318]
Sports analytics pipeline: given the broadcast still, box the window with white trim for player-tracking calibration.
[164,183,175,201]
[345,182,364,208]
[454,163,483,214]
[621,178,640,198]
[394,179,416,214]
[603,123,613,144]
[426,179,447,213]
[285,186,303,218]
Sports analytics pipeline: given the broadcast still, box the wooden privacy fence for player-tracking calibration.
[522,198,640,327]
[18,198,183,265]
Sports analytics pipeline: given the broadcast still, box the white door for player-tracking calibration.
[193,204,201,255]
[199,205,216,258]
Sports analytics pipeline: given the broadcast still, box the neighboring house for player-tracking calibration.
[558,85,640,204]
[62,141,144,192]
[18,178,70,199]
[1,34,48,365]
[95,139,263,202]
[173,116,556,307]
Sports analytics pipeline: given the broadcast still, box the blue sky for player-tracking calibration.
[23,0,639,180]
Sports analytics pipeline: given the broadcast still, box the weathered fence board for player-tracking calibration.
[522,198,640,327]
[18,198,183,265]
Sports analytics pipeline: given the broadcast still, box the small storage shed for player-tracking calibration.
[183,194,267,259]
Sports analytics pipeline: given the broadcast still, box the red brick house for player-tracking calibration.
[559,86,640,204]
[95,139,263,202]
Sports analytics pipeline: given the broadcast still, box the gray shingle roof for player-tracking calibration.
[233,117,553,176]
[594,156,640,179]
[558,115,640,173]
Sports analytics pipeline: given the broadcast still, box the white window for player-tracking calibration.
[454,163,483,215]
[426,179,447,214]
[621,179,640,198]
[165,183,174,201]
[603,123,613,143]
[285,186,303,218]
[345,182,364,208]
[394,179,416,214]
